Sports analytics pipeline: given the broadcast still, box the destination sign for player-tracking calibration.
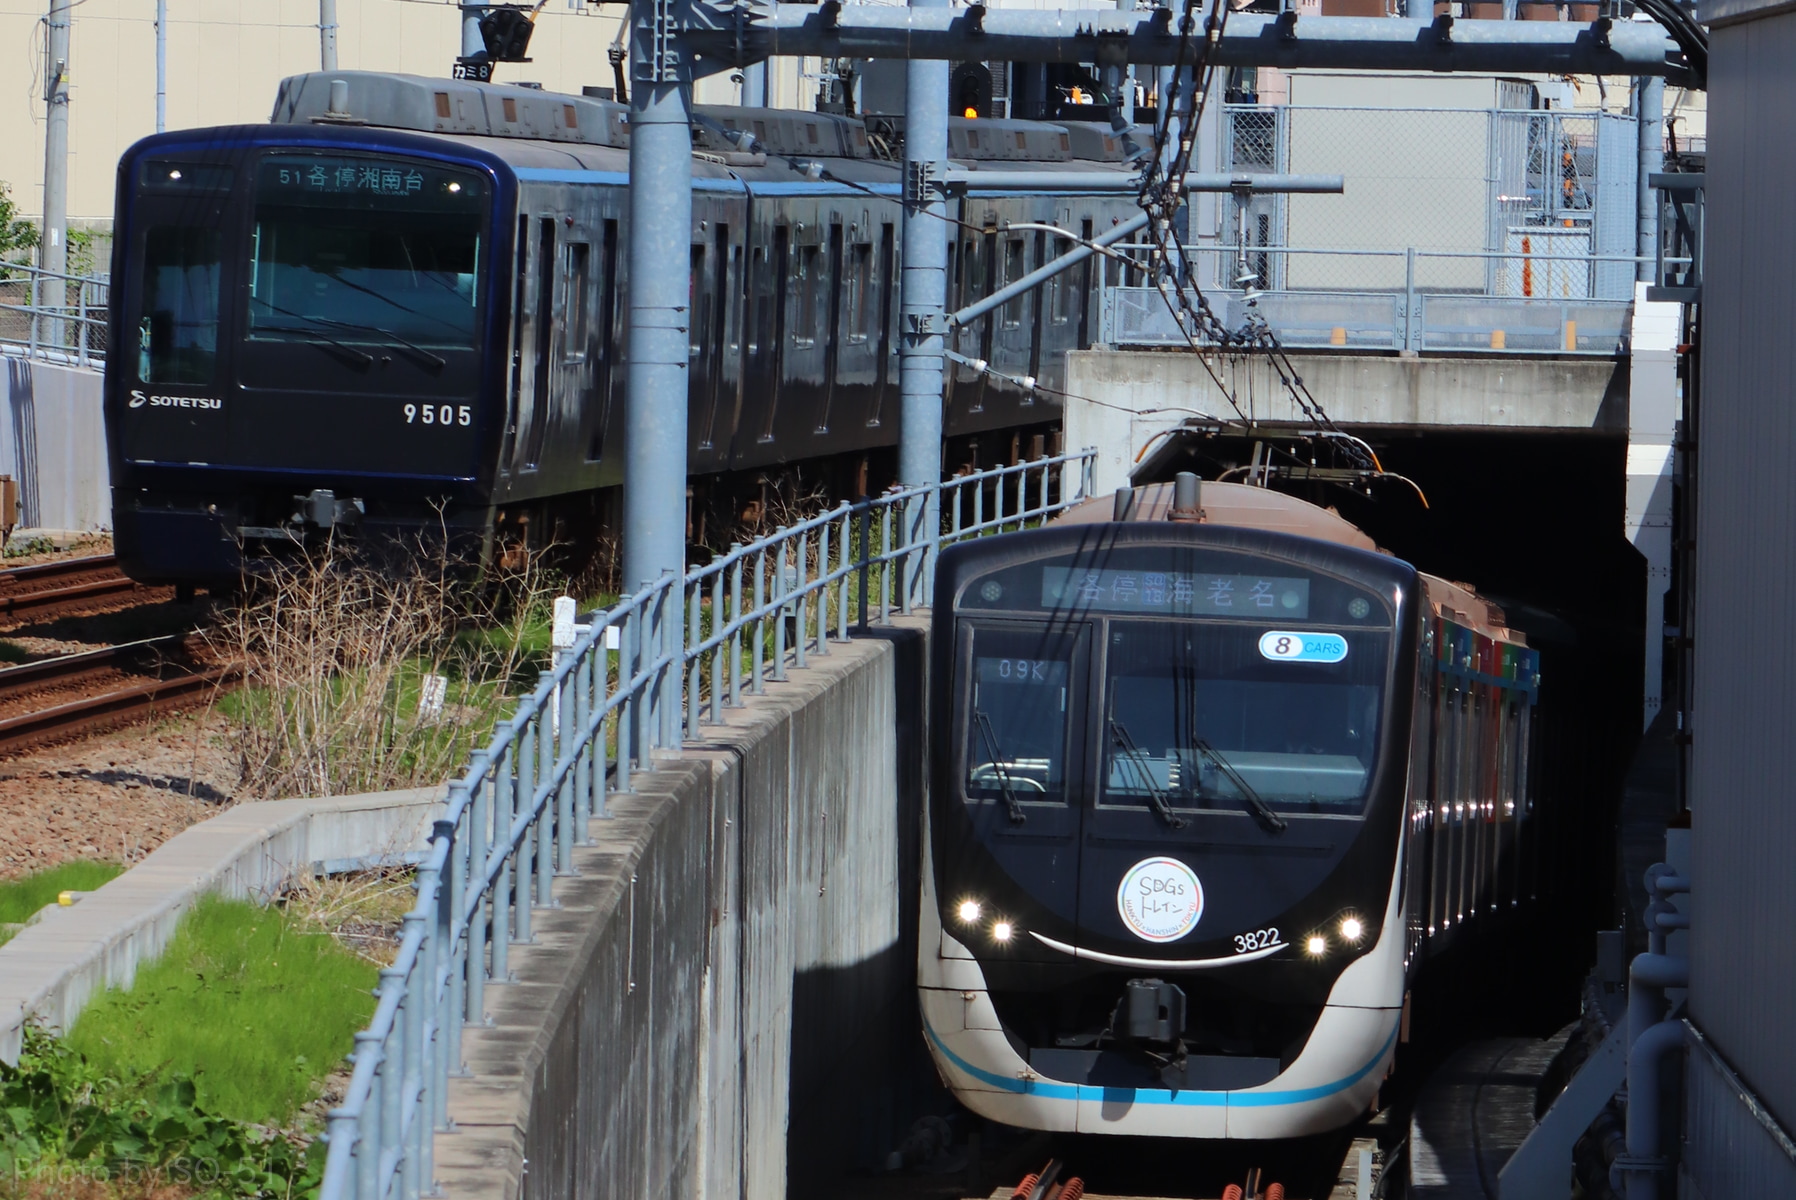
[1041,567,1310,618]
[255,155,486,209]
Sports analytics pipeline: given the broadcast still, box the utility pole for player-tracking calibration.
[41,0,70,283]
[897,0,949,603]
[461,0,484,58]
[155,0,166,133]
[319,0,338,71]
[621,0,694,743]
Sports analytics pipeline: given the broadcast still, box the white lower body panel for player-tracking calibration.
[919,814,1408,1140]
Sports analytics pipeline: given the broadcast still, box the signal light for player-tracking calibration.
[478,5,538,63]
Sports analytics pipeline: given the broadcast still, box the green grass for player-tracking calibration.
[65,894,379,1126]
[0,861,124,945]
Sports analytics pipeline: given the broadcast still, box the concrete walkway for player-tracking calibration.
[0,786,440,1064]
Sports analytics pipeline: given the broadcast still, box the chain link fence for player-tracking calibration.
[0,261,110,367]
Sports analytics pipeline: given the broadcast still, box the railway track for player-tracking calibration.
[0,634,236,756]
[0,554,145,624]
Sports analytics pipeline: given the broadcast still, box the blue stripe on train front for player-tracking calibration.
[922,1017,1399,1108]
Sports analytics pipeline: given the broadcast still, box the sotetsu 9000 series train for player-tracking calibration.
[103,70,1143,585]
[921,478,1541,1138]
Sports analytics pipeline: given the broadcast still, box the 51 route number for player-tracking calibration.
[404,403,471,427]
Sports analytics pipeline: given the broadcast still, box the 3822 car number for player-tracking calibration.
[1233,928,1282,953]
[403,403,471,427]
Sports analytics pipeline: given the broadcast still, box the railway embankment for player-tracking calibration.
[434,617,931,1200]
[0,786,439,1065]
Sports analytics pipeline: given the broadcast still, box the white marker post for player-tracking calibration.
[551,595,577,737]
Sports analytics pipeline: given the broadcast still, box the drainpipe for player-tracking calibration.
[1613,865,1690,1200]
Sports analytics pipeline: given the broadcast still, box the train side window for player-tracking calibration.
[524,216,555,469]
[844,242,871,344]
[1049,240,1073,326]
[138,226,221,385]
[690,243,707,359]
[564,242,590,365]
[877,223,896,346]
[793,244,820,345]
[587,221,619,463]
[1002,236,1027,327]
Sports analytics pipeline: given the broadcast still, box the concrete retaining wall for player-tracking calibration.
[0,354,109,535]
[437,620,930,1200]
[0,787,440,1065]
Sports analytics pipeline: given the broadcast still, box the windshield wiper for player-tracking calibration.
[1190,734,1287,833]
[1108,720,1186,829]
[972,710,1027,824]
[298,313,447,370]
[248,323,374,367]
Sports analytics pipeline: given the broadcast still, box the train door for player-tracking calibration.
[953,620,1092,927]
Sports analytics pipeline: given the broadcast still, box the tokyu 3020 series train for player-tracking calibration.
[103,70,1142,585]
[921,476,1541,1138]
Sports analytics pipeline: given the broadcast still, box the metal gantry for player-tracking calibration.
[614,0,1689,723]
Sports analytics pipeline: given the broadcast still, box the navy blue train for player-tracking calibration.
[103,70,1141,584]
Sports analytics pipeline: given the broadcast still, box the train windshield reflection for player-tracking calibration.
[1102,622,1386,817]
[245,155,488,352]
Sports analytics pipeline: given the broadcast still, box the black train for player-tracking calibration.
[103,70,1142,584]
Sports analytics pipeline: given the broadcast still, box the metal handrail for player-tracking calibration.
[0,261,111,368]
[318,449,1097,1200]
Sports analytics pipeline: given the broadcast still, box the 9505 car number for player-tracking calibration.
[403,403,471,427]
[1233,928,1282,953]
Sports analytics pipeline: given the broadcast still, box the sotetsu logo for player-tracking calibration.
[128,390,221,411]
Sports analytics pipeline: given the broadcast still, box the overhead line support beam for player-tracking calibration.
[681,10,1691,84]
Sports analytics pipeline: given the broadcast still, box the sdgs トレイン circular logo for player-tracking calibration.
[1116,856,1204,942]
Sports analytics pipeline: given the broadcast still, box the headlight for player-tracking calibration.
[1306,934,1328,957]
[956,899,982,924]
[992,920,1014,943]
[1340,916,1364,943]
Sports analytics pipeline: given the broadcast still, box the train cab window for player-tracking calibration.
[963,629,1080,810]
[1099,622,1385,817]
[138,226,221,385]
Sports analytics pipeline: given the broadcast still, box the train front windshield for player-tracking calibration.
[958,547,1395,821]
[245,155,487,352]
[1098,622,1384,815]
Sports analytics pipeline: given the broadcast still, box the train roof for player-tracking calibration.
[1059,481,1525,645]
[268,70,1145,171]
